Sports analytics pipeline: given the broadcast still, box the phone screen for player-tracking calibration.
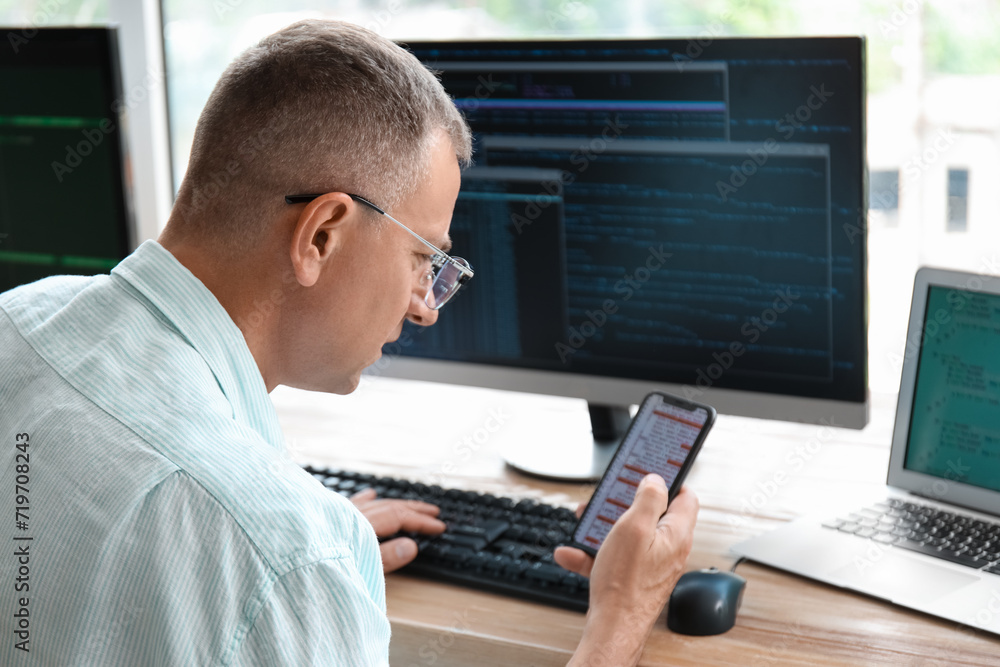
[573,393,714,554]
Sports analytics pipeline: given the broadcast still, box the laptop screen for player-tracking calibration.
[904,284,1000,493]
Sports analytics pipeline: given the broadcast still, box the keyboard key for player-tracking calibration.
[438,533,488,551]
[504,559,530,577]
[521,544,554,560]
[520,527,544,544]
[503,525,525,541]
[452,519,510,543]
[481,554,512,573]
[441,547,476,565]
[894,539,986,569]
[526,563,566,585]
[515,499,538,513]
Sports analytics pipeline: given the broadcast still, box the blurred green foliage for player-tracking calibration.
[3,0,999,94]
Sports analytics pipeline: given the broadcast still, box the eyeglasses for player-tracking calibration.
[284,193,474,310]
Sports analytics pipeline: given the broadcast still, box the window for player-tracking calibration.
[869,169,900,227]
[158,0,1000,394]
[947,168,969,232]
[0,1,108,26]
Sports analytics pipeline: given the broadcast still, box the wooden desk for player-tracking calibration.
[272,378,1000,666]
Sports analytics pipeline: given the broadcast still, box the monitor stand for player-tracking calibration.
[502,403,630,482]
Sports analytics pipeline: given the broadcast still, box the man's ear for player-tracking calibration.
[288,193,357,287]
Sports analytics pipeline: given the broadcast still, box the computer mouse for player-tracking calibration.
[666,567,746,636]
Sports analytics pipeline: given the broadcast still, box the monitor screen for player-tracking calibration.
[905,284,1000,493]
[0,27,133,293]
[376,37,868,450]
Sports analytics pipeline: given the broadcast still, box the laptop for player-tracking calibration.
[732,267,1000,636]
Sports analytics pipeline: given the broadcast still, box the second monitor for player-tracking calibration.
[375,37,868,479]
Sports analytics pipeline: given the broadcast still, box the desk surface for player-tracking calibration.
[272,378,999,666]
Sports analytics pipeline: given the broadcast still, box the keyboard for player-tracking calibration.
[304,465,590,611]
[823,497,1000,574]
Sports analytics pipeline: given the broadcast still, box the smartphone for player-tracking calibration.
[571,392,716,555]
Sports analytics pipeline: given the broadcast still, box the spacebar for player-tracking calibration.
[893,539,985,569]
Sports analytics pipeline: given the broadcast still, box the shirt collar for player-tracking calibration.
[111,240,285,451]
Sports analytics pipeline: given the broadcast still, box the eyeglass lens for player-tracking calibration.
[427,258,471,310]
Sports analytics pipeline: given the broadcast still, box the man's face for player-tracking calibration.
[309,134,462,394]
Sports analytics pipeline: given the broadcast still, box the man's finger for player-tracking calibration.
[395,508,446,534]
[627,474,670,523]
[657,486,699,539]
[363,503,446,536]
[380,537,418,573]
[363,498,441,517]
[553,545,595,579]
[399,499,441,517]
[349,487,378,506]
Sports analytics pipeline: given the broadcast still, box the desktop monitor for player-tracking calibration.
[380,37,869,480]
[0,27,133,293]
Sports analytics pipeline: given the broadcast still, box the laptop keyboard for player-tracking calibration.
[823,498,1000,574]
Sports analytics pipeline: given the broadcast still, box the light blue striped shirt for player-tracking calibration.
[0,240,390,665]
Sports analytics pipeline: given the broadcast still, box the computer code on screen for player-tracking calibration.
[905,285,1000,493]
[397,39,866,404]
[0,29,131,292]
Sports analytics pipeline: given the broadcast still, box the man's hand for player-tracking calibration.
[555,475,699,667]
[349,488,446,573]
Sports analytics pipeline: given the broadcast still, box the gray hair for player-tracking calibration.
[171,19,472,247]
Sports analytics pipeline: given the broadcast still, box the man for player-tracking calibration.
[0,19,697,665]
